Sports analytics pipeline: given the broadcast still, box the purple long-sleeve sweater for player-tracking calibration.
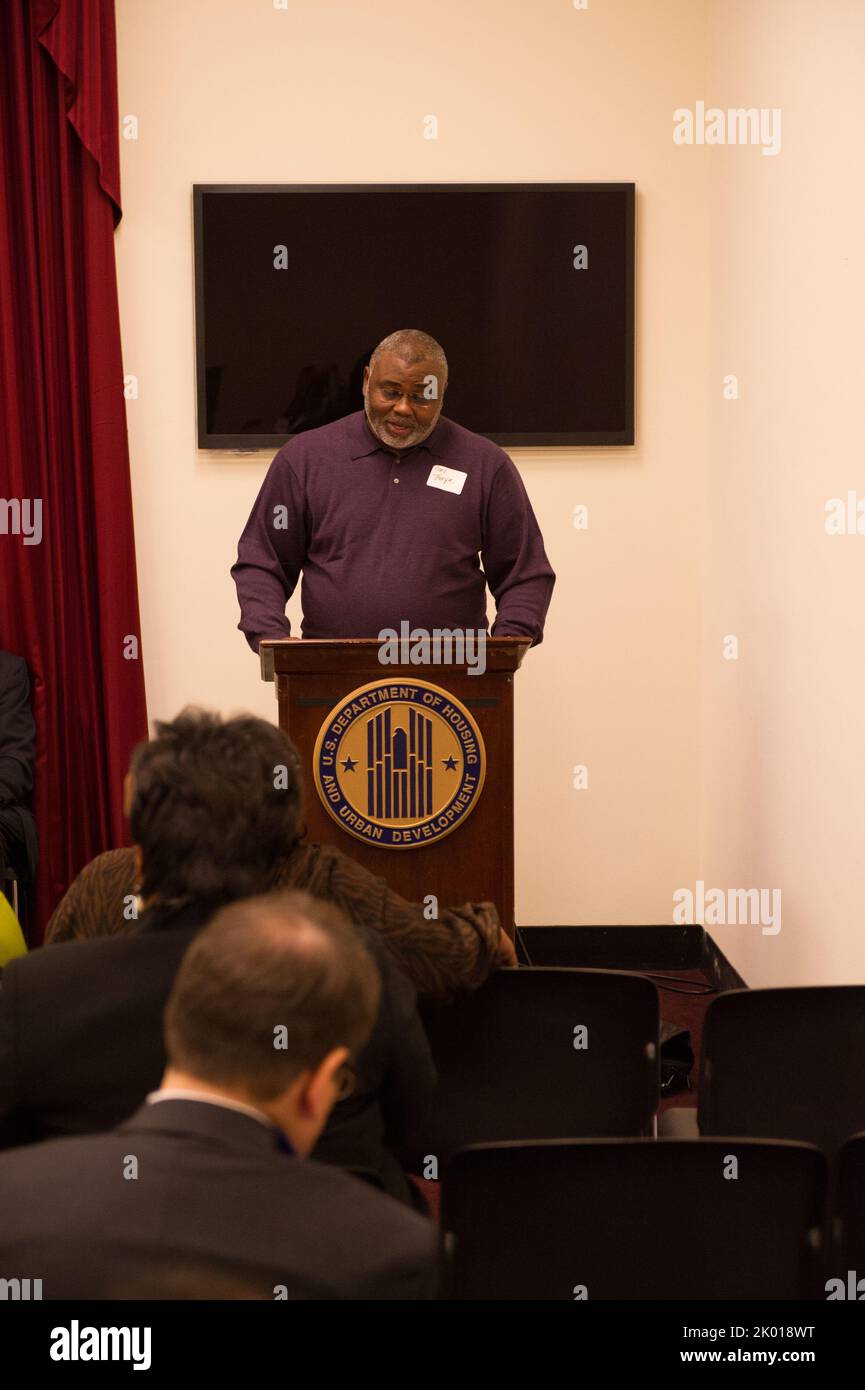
[231,410,555,651]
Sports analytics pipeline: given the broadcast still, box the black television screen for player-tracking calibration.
[193,183,634,449]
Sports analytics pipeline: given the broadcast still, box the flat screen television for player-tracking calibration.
[193,183,635,449]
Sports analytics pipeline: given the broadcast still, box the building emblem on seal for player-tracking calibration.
[312,679,486,849]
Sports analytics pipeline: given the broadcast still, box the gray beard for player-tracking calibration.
[363,400,440,449]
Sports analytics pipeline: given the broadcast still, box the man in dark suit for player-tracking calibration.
[0,651,38,893]
[0,892,439,1298]
[0,709,435,1205]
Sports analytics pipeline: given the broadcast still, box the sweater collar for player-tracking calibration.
[347,408,449,460]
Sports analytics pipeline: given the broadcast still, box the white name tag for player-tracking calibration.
[426,464,467,496]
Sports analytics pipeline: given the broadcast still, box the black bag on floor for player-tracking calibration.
[659,1020,694,1096]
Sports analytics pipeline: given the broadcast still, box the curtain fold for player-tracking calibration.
[0,0,148,937]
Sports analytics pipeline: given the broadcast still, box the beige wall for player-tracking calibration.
[701,0,865,983]
[116,1,778,942]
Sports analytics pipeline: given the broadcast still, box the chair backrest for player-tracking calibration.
[442,1137,826,1300]
[699,986,865,1159]
[405,968,659,1167]
[830,1132,865,1295]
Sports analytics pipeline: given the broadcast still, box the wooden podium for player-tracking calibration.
[260,638,529,933]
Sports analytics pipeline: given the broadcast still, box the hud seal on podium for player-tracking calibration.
[312,679,486,849]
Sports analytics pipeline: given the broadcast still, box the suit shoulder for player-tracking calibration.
[299,1159,435,1247]
[0,1129,127,1179]
[6,926,162,986]
[0,651,29,688]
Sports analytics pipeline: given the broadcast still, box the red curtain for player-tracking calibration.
[0,0,148,936]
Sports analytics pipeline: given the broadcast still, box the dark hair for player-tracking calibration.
[164,890,380,1100]
[128,708,302,911]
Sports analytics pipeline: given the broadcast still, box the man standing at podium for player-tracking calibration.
[231,329,555,650]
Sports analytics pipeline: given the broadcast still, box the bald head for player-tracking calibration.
[164,891,380,1101]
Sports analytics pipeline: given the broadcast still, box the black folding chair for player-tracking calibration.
[442,1137,826,1300]
[829,1132,865,1293]
[698,986,865,1161]
[401,967,659,1170]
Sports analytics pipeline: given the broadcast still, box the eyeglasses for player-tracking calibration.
[334,1063,357,1101]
